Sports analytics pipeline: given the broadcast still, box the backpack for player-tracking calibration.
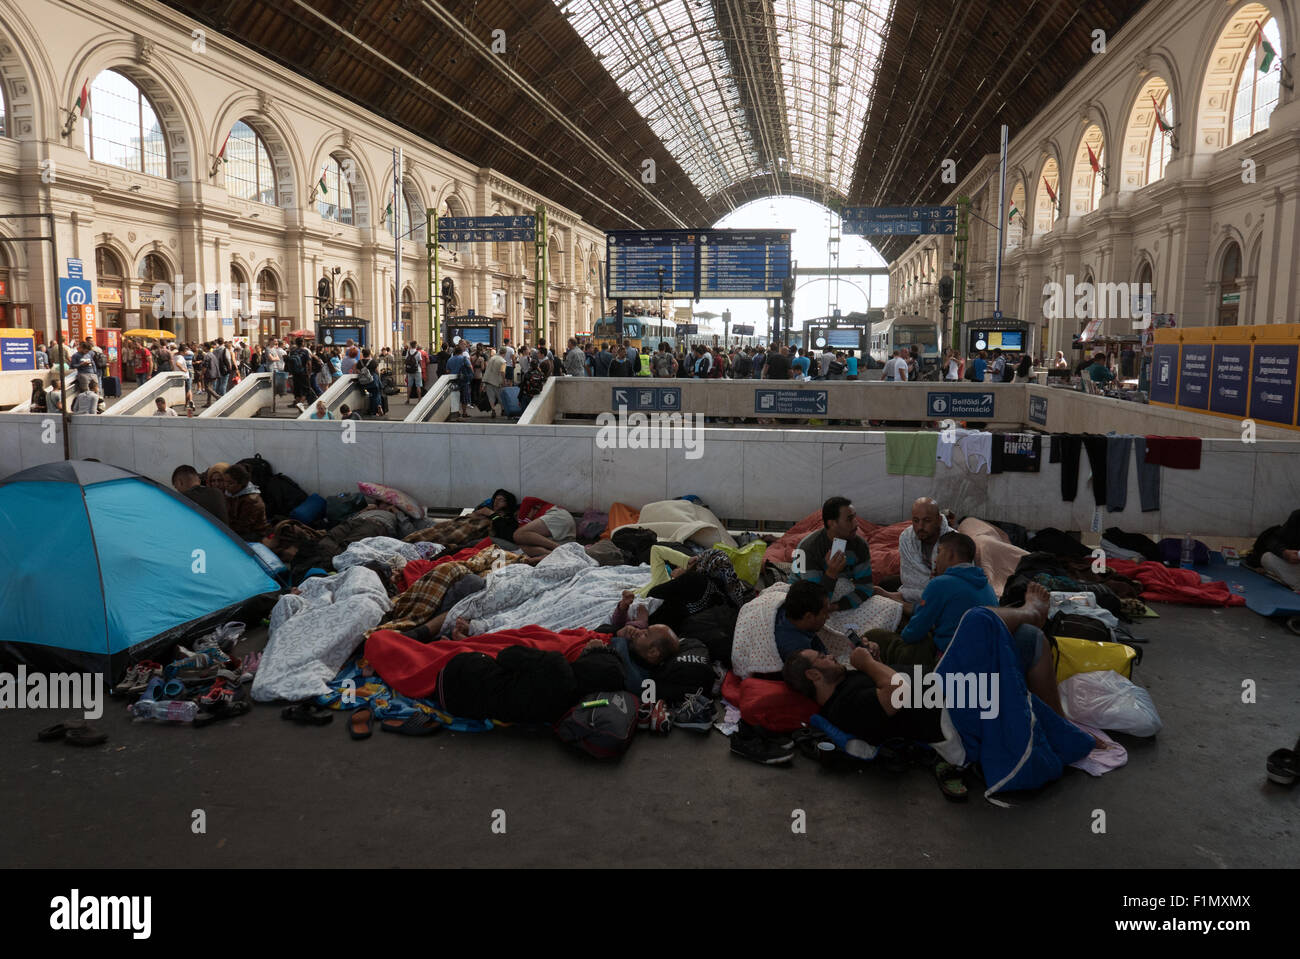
[325,491,368,525]
[553,690,638,761]
[235,454,274,490]
[261,472,310,519]
[1045,610,1117,646]
[94,350,108,372]
[356,363,374,386]
[217,349,233,377]
[404,351,419,374]
[285,349,304,375]
[455,357,473,385]
[964,362,977,382]
[707,355,723,379]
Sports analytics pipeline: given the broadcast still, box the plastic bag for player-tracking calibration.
[714,539,768,586]
[1059,669,1162,737]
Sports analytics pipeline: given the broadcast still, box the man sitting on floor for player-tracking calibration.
[1248,507,1300,593]
[883,496,952,609]
[790,496,873,612]
[783,582,1087,800]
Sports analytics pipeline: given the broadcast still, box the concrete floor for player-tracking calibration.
[2,603,1296,868]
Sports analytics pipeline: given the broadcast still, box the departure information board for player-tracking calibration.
[697,230,791,298]
[606,229,792,300]
[605,230,697,299]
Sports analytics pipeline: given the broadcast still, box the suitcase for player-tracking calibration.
[101,375,121,397]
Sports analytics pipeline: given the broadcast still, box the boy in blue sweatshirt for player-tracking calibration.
[900,532,997,656]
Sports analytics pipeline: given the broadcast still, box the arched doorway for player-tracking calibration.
[401,287,414,343]
[1218,242,1242,325]
[256,269,280,342]
[135,252,172,332]
[338,279,357,316]
[95,246,126,330]
[230,263,251,337]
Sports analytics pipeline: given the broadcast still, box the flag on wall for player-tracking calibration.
[1008,203,1020,223]
[317,166,329,196]
[217,131,231,164]
[1257,21,1277,73]
[74,79,90,117]
[1151,94,1172,133]
[1086,142,1101,174]
[1043,177,1058,206]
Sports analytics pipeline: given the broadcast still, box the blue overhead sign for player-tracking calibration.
[611,386,681,412]
[842,205,957,236]
[927,391,995,418]
[66,258,84,279]
[437,215,536,243]
[755,389,828,416]
[606,230,697,300]
[697,230,791,299]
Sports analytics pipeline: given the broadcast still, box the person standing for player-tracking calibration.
[484,346,507,418]
[445,342,473,420]
[405,340,425,403]
[764,345,791,380]
[564,338,587,377]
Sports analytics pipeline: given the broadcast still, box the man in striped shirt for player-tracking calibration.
[790,496,873,611]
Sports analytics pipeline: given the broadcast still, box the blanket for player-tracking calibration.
[937,607,1094,802]
[958,517,1028,596]
[380,546,524,631]
[403,512,491,547]
[1104,558,1246,607]
[610,499,737,550]
[765,512,908,585]
[439,542,652,634]
[898,516,952,603]
[732,582,855,678]
[252,565,392,702]
[332,536,443,573]
[395,538,494,592]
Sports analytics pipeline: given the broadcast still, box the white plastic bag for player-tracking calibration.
[1059,669,1163,737]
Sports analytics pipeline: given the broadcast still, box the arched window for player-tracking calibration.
[82,70,169,177]
[137,253,171,329]
[0,80,7,138]
[224,120,275,204]
[387,186,425,242]
[400,287,414,340]
[1233,18,1282,142]
[1073,126,1105,215]
[548,238,562,281]
[1218,242,1242,325]
[1090,145,1105,211]
[339,279,357,315]
[1007,180,1025,250]
[229,264,250,326]
[317,154,355,224]
[1035,160,1060,235]
[256,269,280,342]
[1146,92,1174,185]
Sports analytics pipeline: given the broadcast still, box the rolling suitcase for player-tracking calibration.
[101,375,121,397]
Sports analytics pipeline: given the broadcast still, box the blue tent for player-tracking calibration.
[0,460,280,679]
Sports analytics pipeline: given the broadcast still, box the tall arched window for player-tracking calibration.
[225,120,275,204]
[317,154,355,224]
[0,80,7,138]
[95,246,125,328]
[387,186,425,242]
[1218,242,1242,325]
[257,269,280,342]
[1233,18,1282,142]
[137,253,172,330]
[1147,92,1174,185]
[339,279,357,315]
[230,263,250,330]
[401,287,414,340]
[1006,181,1026,250]
[1073,126,1105,215]
[83,70,169,177]
[1090,144,1105,211]
[1035,160,1060,235]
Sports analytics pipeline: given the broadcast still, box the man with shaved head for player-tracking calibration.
[880,497,952,611]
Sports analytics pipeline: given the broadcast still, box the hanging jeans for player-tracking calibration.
[1051,434,1082,501]
[1106,435,1132,512]
[1133,437,1161,511]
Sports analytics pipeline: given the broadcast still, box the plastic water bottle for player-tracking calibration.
[129,699,198,722]
[1180,534,1195,569]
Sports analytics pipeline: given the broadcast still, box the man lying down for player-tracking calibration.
[365,591,715,724]
[782,582,1098,802]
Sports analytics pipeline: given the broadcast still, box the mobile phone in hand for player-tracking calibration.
[831,538,847,557]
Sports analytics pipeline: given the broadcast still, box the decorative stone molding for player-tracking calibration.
[134,34,155,65]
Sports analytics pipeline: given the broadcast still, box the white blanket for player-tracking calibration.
[252,566,392,702]
[332,536,442,573]
[441,542,650,634]
[611,499,738,550]
[897,518,951,604]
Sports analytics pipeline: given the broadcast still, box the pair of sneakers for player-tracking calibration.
[730,721,795,765]
[113,661,162,697]
[638,700,672,735]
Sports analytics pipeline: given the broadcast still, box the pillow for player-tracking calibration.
[722,671,818,733]
[357,481,423,519]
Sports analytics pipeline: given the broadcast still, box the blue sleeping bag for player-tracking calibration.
[937,607,1093,803]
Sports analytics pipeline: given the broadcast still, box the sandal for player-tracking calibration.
[934,760,969,801]
[349,707,373,740]
[281,702,334,726]
[64,724,109,747]
[195,699,252,728]
[379,713,442,737]
[1267,738,1300,785]
[37,719,86,742]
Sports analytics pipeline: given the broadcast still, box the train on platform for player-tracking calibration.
[868,317,941,368]
[589,317,764,352]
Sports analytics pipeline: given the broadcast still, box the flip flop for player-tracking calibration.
[1267,738,1300,785]
[195,699,252,728]
[281,702,334,726]
[379,713,443,737]
[934,760,969,801]
[37,720,86,742]
[64,724,109,747]
[349,707,373,740]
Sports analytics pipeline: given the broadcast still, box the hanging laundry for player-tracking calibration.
[1144,436,1202,469]
[1132,437,1161,511]
[990,432,1042,473]
[1082,435,1108,506]
[1049,434,1083,501]
[1106,434,1132,512]
[885,431,938,476]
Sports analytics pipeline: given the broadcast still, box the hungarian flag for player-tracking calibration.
[1257,21,1276,73]
[217,131,231,164]
[1008,203,1020,223]
[385,195,394,220]
[1151,95,1172,133]
[74,79,90,116]
[1086,142,1101,174]
[1043,176,1058,206]
[317,166,329,196]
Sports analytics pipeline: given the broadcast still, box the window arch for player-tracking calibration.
[1218,242,1242,325]
[318,154,356,224]
[229,263,250,319]
[1071,125,1105,216]
[1233,17,1282,142]
[1147,91,1174,185]
[1006,180,1026,250]
[1035,158,1060,235]
[386,182,426,242]
[95,246,126,329]
[339,279,357,315]
[224,120,275,204]
[548,237,562,281]
[82,70,169,177]
[0,79,7,138]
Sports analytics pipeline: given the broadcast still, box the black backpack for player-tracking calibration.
[217,348,233,377]
[235,454,274,489]
[261,472,309,519]
[553,691,638,761]
[520,368,546,397]
[285,349,305,375]
[404,351,419,374]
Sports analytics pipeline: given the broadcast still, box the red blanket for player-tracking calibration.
[395,538,495,593]
[365,625,608,699]
[1105,558,1245,607]
[722,671,818,732]
[763,511,907,585]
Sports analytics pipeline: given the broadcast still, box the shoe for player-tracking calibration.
[113,661,162,697]
[199,678,238,709]
[637,700,672,735]
[730,726,795,765]
[672,688,716,732]
[238,651,262,684]
[740,720,794,752]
